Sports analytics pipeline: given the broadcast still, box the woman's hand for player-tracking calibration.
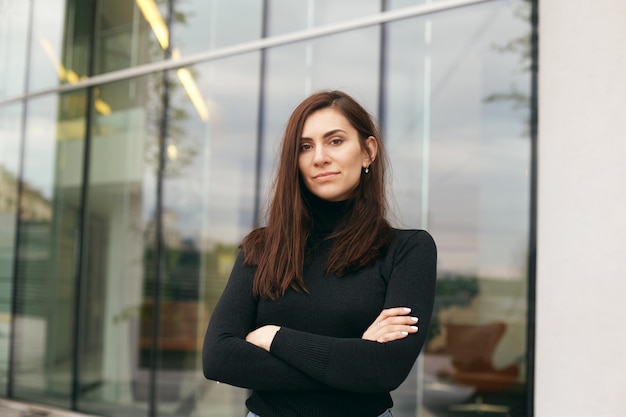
[362,307,419,343]
[246,325,281,351]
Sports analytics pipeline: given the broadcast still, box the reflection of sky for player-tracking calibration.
[267,0,380,36]
[384,2,531,279]
[0,2,30,99]
[28,0,67,92]
[0,105,23,173]
[163,53,261,245]
[3,0,532,279]
[172,0,263,54]
[22,97,62,201]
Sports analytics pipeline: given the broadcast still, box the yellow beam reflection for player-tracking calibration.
[39,36,110,116]
[136,0,210,122]
[135,0,169,50]
[172,49,210,121]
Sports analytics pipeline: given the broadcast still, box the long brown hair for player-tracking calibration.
[242,90,393,299]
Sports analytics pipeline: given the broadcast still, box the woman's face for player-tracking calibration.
[298,107,377,202]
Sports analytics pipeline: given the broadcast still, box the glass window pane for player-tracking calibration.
[0,103,23,395]
[12,91,86,407]
[0,1,30,99]
[172,0,263,55]
[0,1,533,414]
[267,0,380,36]
[156,53,260,416]
[74,74,160,416]
[384,1,531,416]
[387,0,451,9]
[76,54,260,417]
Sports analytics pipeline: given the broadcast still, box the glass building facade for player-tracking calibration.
[0,0,535,416]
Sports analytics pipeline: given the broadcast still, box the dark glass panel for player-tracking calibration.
[92,0,165,75]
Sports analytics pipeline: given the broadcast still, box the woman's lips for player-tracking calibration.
[313,172,339,181]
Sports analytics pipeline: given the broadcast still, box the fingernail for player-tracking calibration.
[411,317,418,322]
[401,331,408,336]
[403,308,411,312]
[410,326,418,331]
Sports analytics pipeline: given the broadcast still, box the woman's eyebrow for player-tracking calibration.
[301,129,347,140]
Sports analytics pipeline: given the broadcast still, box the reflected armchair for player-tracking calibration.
[443,322,520,414]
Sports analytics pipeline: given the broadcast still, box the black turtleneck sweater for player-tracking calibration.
[202,196,437,417]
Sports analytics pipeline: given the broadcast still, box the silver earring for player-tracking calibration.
[364,166,370,174]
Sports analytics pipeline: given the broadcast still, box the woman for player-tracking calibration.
[203,90,437,417]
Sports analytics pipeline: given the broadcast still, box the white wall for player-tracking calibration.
[536,1,626,416]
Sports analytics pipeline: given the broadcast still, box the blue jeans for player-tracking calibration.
[247,410,393,417]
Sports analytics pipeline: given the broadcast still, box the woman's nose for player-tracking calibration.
[312,146,330,165]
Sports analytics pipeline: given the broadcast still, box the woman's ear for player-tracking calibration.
[363,136,378,167]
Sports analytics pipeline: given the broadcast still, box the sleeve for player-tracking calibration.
[268,230,437,393]
[202,250,329,391]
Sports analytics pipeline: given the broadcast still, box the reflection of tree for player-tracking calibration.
[427,273,480,349]
[142,0,201,178]
[484,0,533,129]
[143,71,200,178]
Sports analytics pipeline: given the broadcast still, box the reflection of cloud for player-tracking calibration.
[380,4,531,281]
[23,114,59,200]
[162,54,262,244]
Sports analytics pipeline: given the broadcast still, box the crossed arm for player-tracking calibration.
[203,230,437,393]
[246,306,419,350]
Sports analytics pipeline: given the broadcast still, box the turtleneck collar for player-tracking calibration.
[302,188,354,234]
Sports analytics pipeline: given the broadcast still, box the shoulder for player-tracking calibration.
[374,229,437,285]
[391,228,437,250]
[385,229,437,265]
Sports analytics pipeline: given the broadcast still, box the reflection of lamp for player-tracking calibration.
[93,88,112,115]
[39,36,81,83]
[135,0,210,122]
[135,0,169,49]
[167,144,178,160]
[172,49,210,121]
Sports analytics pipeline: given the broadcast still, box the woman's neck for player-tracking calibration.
[303,189,354,234]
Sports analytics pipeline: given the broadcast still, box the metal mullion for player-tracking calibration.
[148,0,174,414]
[252,0,270,228]
[377,0,389,136]
[525,0,539,415]
[70,0,99,410]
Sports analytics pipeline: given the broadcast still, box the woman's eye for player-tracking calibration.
[299,143,312,151]
[330,138,343,145]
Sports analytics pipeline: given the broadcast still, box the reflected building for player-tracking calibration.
[0,0,535,416]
